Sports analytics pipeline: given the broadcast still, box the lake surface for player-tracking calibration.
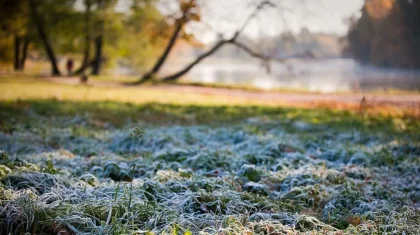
[179,58,420,93]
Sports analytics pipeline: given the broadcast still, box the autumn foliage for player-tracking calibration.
[346,0,420,68]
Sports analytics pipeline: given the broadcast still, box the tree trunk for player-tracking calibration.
[137,10,189,83]
[73,0,92,75]
[91,35,103,75]
[161,40,228,82]
[19,38,29,70]
[28,0,61,76]
[135,1,274,84]
[14,36,21,71]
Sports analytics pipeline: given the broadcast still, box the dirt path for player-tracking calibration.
[160,84,420,104]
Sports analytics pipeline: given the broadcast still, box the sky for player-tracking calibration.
[282,0,365,35]
[113,0,365,42]
[186,0,365,43]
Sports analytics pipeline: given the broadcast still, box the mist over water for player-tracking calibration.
[181,58,420,93]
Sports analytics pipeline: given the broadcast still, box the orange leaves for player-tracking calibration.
[173,0,202,47]
[189,12,200,22]
[180,0,197,12]
[180,30,204,47]
[365,0,395,19]
[179,0,201,22]
[348,216,362,226]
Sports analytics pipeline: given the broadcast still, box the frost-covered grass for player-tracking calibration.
[0,100,419,234]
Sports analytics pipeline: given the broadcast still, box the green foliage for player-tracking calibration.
[0,0,29,63]
[41,159,59,174]
[104,162,132,182]
[243,182,269,195]
[115,1,170,71]
[0,0,169,72]
[237,164,262,182]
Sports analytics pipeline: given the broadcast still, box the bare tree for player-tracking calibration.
[136,0,291,84]
[28,0,61,76]
[138,0,200,83]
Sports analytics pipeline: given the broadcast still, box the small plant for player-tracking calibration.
[237,164,262,182]
[42,159,59,174]
[0,149,7,161]
[114,127,145,210]
[0,149,11,166]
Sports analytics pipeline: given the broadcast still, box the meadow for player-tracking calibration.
[0,77,419,234]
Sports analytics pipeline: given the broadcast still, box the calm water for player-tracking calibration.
[180,59,420,93]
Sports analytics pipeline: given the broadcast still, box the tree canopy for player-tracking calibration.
[0,0,169,75]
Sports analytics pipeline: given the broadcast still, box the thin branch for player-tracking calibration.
[143,0,292,83]
[159,0,282,83]
[228,40,285,62]
[161,39,229,82]
[237,0,276,36]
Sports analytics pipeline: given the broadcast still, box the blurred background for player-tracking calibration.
[0,0,419,93]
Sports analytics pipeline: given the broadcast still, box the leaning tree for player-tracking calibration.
[136,0,295,84]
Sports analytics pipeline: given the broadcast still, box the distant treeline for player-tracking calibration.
[345,0,420,69]
[207,28,342,61]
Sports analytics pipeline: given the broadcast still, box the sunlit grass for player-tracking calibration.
[0,75,418,135]
[0,77,255,106]
[175,80,420,95]
[1,76,419,119]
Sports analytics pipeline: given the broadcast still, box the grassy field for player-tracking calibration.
[1,76,419,117]
[0,77,419,234]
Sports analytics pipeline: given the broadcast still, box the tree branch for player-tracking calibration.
[142,0,285,84]
[237,1,276,36]
[161,39,229,82]
[229,40,286,63]
[137,0,194,84]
